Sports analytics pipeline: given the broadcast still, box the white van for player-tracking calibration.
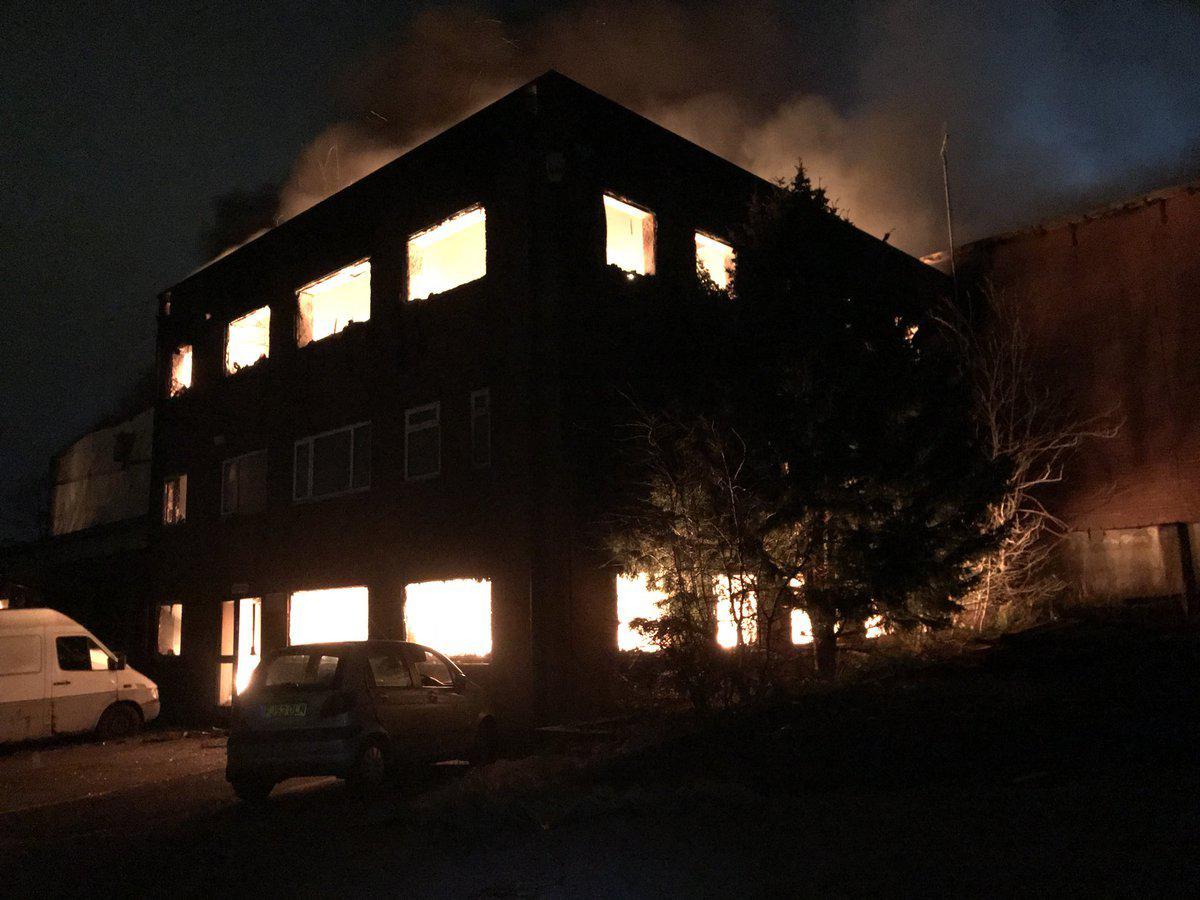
[0,608,160,743]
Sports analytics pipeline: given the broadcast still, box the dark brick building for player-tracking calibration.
[150,71,938,722]
[961,180,1200,605]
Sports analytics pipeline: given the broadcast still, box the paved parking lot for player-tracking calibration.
[0,730,227,818]
[4,615,1198,897]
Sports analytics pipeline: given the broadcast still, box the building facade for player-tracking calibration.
[150,72,937,722]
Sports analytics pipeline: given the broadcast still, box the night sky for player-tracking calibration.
[1,2,450,537]
[3,0,1198,541]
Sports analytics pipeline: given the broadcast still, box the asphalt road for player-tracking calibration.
[3,613,1199,897]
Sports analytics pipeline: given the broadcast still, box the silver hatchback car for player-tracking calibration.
[226,640,496,802]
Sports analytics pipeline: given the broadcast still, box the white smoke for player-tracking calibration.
[268,0,1200,256]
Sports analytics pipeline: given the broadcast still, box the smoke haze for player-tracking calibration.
[236,0,1200,257]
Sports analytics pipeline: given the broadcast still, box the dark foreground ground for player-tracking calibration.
[3,606,1198,897]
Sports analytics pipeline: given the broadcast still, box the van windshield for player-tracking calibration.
[262,652,341,688]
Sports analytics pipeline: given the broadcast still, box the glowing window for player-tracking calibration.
[404,579,492,658]
[714,576,757,649]
[157,603,183,655]
[225,305,270,374]
[408,206,486,301]
[169,345,192,397]
[297,259,371,347]
[219,599,234,706]
[218,597,261,704]
[405,404,440,481]
[288,586,369,646]
[617,573,666,652]
[604,194,655,276]
[162,474,187,525]
[695,232,735,290]
[790,609,813,645]
[236,598,261,694]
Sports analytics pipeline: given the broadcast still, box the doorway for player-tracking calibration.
[218,597,261,706]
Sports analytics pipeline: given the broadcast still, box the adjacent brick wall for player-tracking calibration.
[967,183,1200,533]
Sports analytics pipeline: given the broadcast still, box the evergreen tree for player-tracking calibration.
[613,167,1008,680]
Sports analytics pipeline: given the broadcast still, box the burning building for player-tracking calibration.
[150,71,938,721]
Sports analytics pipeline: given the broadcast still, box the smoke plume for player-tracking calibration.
[222,0,1200,257]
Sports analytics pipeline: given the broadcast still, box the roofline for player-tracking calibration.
[163,70,782,295]
[164,69,932,294]
[961,177,1200,253]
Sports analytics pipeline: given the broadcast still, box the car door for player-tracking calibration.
[365,648,433,759]
[48,631,117,734]
[0,628,50,742]
[404,645,477,758]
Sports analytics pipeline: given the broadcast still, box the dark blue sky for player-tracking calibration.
[2,0,1198,541]
[0,2,446,536]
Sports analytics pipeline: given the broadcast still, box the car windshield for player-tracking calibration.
[262,651,341,688]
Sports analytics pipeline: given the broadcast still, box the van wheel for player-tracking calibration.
[470,718,499,767]
[96,704,140,741]
[346,739,388,793]
[231,778,275,804]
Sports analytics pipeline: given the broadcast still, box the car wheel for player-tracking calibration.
[96,703,140,741]
[230,777,275,804]
[470,718,499,767]
[347,739,388,793]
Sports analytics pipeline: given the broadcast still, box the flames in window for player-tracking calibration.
[604,194,655,276]
[714,575,757,649]
[297,259,371,347]
[225,305,270,373]
[408,206,486,301]
[404,579,492,658]
[288,586,370,646]
[695,232,735,290]
[169,345,192,397]
[617,573,666,652]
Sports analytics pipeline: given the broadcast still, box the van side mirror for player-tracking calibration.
[110,652,127,671]
[452,671,467,694]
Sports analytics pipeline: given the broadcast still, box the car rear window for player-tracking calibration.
[263,652,341,688]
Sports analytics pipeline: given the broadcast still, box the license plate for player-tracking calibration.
[263,702,307,718]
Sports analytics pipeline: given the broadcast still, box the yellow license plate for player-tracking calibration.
[263,702,307,718]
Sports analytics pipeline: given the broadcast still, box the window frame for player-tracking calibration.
[406,205,488,302]
[168,344,193,397]
[292,422,372,502]
[162,473,188,525]
[221,449,269,518]
[603,192,657,277]
[156,602,183,656]
[56,635,114,672]
[295,257,372,348]
[470,388,491,470]
[404,402,442,482]
[694,230,736,291]
[223,304,272,375]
